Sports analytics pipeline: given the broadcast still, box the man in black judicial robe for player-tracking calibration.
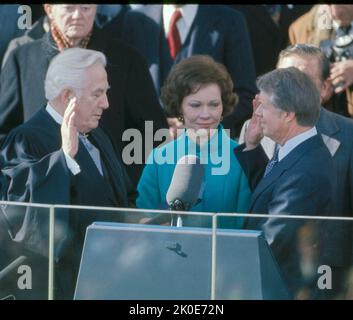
[0,48,137,300]
[0,4,168,187]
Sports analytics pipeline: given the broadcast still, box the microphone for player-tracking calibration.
[166,155,205,227]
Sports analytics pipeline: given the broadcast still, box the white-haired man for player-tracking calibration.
[0,4,168,187]
[0,48,136,299]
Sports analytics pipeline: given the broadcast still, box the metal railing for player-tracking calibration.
[1,200,353,300]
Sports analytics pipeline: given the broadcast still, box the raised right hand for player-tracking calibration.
[61,97,79,158]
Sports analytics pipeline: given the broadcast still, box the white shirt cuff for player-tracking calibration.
[64,152,81,175]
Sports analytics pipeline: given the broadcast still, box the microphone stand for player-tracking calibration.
[170,199,189,227]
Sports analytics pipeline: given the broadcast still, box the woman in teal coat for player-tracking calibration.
[137,55,251,229]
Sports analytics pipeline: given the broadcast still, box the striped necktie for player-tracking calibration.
[263,147,279,177]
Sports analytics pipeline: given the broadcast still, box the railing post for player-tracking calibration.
[211,213,217,300]
[48,205,55,300]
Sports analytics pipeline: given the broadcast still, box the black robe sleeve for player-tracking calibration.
[0,129,72,259]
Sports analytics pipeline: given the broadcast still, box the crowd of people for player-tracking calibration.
[1,4,353,300]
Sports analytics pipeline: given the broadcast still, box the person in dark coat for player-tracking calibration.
[0,5,25,70]
[0,48,138,299]
[0,4,168,186]
[234,67,336,298]
[1,4,130,68]
[1,15,50,69]
[239,44,353,299]
[232,4,312,77]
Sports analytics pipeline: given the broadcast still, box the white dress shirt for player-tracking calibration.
[278,126,317,161]
[163,4,198,44]
[130,4,144,10]
[46,103,81,175]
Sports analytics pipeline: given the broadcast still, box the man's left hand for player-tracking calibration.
[330,60,353,93]
[244,95,264,150]
[167,117,184,139]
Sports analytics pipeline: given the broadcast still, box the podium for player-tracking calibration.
[74,222,291,300]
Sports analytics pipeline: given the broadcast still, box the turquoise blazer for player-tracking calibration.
[137,126,251,229]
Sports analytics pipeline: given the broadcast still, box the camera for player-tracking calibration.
[320,34,353,62]
[320,34,353,90]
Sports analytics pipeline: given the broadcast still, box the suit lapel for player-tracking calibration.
[317,108,341,156]
[142,5,169,94]
[41,32,60,69]
[253,5,280,36]
[317,108,340,136]
[182,5,218,58]
[249,135,320,211]
[144,4,163,26]
[249,159,288,212]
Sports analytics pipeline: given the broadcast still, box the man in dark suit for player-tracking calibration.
[233,4,312,77]
[122,4,257,137]
[278,45,353,220]
[239,44,353,298]
[241,45,353,218]
[234,67,336,298]
[0,4,168,186]
[0,48,137,299]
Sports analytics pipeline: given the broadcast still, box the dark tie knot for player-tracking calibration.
[170,9,182,26]
[80,132,89,138]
